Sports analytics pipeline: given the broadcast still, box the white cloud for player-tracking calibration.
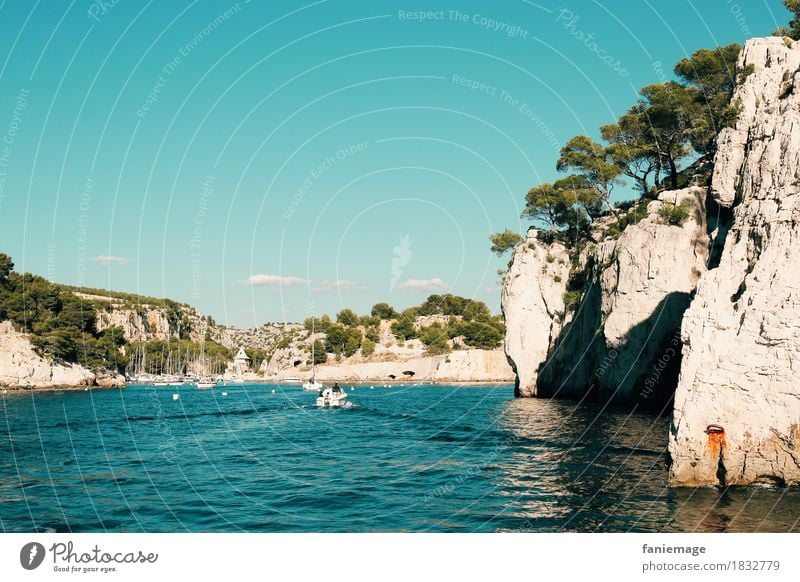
[314,279,358,293]
[235,274,309,287]
[396,277,449,292]
[91,255,129,266]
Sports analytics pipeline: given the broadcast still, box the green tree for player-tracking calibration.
[775,0,800,38]
[557,135,624,217]
[336,308,359,327]
[462,301,491,322]
[0,253,13,283]
[456,321,503,349]
[674,44,741,155]
[364,326,380,343]
[371,302,399,320]
[522,177,593,247]
[633,82,695,189]
[312,339,327,365]
[601,112,660,196]
[304,314,332,333]
[360,337,376,356]
[418,323,450,354]
[324,324,362,357]
[523,182,567,232]
[358,315,380,327]
[489,229,523,256]
[390,315,417,340]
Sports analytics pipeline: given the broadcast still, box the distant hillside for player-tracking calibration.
[0,252,508,381]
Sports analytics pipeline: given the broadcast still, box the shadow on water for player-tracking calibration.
[494,397,799,532]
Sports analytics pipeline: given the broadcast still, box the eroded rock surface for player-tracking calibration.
[669,37,800,486]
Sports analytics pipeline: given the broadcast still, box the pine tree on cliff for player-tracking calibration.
[0,253,13,284]
[774,0,800,39]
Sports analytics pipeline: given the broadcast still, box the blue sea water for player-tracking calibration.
[1,384,798,533]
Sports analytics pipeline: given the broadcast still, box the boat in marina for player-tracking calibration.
[194,341,216,389]
[303,378,324,391]
[316,384,348,407]
[303,322,324,391]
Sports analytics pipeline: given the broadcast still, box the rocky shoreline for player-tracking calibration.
[501,36,800,487]
[0,321,125,391]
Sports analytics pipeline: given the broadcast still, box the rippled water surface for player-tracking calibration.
[1,384,798,532]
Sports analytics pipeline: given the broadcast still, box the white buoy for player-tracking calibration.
[370,385,374,390]
[271,389,276,394]
[350,387,354,391]
[172,394,179,401]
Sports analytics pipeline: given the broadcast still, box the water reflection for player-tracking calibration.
[495,397,799,532]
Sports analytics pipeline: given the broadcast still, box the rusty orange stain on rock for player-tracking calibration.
[707,431,726,458]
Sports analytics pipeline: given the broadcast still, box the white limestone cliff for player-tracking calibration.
[304,348,513,383]
[669,37,800,486]
[502,188,708,404]
[0,321,123,389]
[501,232,571,396]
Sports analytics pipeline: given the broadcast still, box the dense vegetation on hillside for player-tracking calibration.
[0,252,224,374]
[304,294,505,357]
[2,251,504,376]
[0,253,127,371]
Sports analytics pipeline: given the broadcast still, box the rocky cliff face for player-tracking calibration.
[95,305,174,341]
[669,37,800,486]
[502,188,708,405]
[0,321,123,389]
[502,234,570,396]
[309,348,513,383]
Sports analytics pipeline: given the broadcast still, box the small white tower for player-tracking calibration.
[232,346,251,375]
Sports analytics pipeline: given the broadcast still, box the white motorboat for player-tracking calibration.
[196,377,215,389]
[316,384,348,407]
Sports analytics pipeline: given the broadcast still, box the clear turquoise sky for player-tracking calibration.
[0,0,788,326]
